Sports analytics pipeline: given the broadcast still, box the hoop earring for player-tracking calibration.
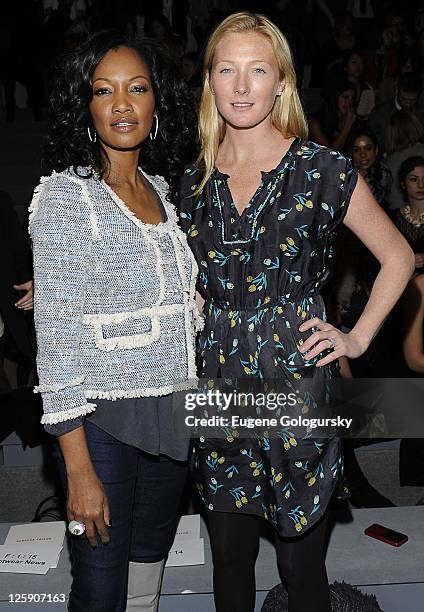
[150,113,159,141]
[87,126,97,143]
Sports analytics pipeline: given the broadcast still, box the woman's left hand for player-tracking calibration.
[14,280,34,310]
[298,317,370,367]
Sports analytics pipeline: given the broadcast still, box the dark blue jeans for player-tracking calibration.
[54,421,188,612]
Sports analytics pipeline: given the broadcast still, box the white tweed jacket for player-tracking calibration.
[29,167,201,425]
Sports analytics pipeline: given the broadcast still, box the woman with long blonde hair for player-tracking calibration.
[179,12,414,612]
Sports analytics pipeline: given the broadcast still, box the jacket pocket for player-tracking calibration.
[83,310,160,352]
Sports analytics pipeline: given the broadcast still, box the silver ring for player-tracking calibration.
[68,520,86,536]
[327,337,335,349]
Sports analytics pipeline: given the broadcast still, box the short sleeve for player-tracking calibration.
[322,152,359,234]
[178,165,203,233]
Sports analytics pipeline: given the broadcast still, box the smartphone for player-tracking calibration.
[364,523,408,547]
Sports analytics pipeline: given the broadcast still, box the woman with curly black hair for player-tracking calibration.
[29,31,198,612]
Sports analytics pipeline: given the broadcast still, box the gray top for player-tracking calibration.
[46,395,190,462]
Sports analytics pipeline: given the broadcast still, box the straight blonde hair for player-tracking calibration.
[195,11,308,195]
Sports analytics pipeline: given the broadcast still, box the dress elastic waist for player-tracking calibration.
[205,294,322,312]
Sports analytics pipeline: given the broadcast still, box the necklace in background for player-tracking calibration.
[402,205,424,227]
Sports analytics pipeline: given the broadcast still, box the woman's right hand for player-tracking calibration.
[67,470,111,548]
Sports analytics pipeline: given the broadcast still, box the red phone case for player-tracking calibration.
[364,523,408,547]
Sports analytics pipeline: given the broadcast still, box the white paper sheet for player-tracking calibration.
[5,522,66,569]
[174,514,201,540]
[5,521,66,549]
[0,545,60,575]
[165,538,205,567]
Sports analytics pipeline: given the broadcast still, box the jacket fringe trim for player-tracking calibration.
[28,174,53,234]
[92,319,161,351]
[84,379,197,401]
[83,303,185,325]
[192,307,205,332]
[34,376,85,394]
[41,403,97,424]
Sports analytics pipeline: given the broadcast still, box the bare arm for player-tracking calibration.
[299,175,415,365]
[343,176,415,346]
[402,275,424,373]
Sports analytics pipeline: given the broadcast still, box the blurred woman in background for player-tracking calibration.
[309,78,358,151]
[342,49,375,118]
[386,112,424,209]
[351,127,391,208]
[392,156,424,273]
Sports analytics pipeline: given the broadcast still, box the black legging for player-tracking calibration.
[207,509,330,612]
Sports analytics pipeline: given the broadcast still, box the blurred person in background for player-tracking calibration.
[309,78,358,152]
[385,12,413,50]
[43,0,90,46]
[319,11,357,75]
[351,127,391,206]
[42,0,73,66]
[181,52,198,84]
[361,18,404,91]
[149,13,186,59]
[385,111,424,209]
[149,13,172,43]
[415,5,424,35]
[376,49,423,106]
[342,49,375,118]
[0,191,35,392]
[369,72,424,152]
[181,51,202,105]
[392,156,424,274]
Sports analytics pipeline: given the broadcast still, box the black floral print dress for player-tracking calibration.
[179,138,358,536]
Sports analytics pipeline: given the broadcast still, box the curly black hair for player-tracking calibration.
[43,30,197,203]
